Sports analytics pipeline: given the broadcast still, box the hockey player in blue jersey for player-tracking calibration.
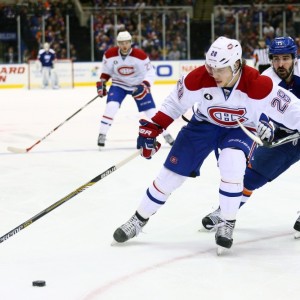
[37,42,59,89]
[202,37,300,238]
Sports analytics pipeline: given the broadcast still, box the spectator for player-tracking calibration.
[4,46,17,63]
[167,44,180,60]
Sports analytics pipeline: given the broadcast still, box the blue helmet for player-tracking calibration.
[269,37,298,59]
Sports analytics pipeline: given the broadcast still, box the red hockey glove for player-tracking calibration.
[132,81,150,100]
[257,113,275,142]
[96,81,107,98]
[137,119,163,159]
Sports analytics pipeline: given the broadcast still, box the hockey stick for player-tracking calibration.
[237,119,300,148]
[0,150,140,244]
[7,95,99,153]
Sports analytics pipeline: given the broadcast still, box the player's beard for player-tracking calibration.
[276,66,293,80]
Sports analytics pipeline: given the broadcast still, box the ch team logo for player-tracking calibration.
[208,106,248,126]
[118,66,135,76]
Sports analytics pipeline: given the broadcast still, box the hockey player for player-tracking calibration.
[37,42,59,89]
[202,37,300,238]
[112,36,300,253]
[96,30,174,147]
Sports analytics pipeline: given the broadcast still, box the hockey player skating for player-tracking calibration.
[96,30,174,147]
[37,42,59,89]
[112,36,300,254]
[202,37,300,239]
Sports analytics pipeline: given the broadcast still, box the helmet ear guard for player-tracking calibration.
[269,36,298,59]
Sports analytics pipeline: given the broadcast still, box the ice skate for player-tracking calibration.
[215,219,236,255]
[97,134,106,147]
[113,213,148,244]
[163,133,175,146]
[294,213,300,239]
[201,207,222,231]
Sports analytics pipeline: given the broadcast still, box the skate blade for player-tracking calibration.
[294,231,300,239]
[216,245,229,256]
[198,227,216,233]
[111,239,119,246]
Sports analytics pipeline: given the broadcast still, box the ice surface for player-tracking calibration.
[0,86,299,300]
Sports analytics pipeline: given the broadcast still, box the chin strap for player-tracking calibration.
[224,69,241,88]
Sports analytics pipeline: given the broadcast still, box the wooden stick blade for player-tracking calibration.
[7,146,28,153]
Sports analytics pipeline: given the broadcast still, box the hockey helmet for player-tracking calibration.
[206,37,242,74]
[117,31,132,42]
[43,42,50,51]
[269,37,298,59]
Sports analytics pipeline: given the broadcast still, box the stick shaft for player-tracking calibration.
[237,119,300,148]
[8,95,99,153]
[0,150,140,243]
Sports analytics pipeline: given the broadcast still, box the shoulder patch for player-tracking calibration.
[104,47,119,59]
[184,66,216,91]
[237,66,273,99]
[130,48,148,60]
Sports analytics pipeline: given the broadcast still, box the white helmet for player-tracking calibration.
[43,42,50,51]
[206,37,242,73]
[117,31,132,42]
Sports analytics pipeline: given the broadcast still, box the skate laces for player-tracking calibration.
[216,220,235,239]
[98,134,106,142]
[120,215,146,238]
[296,211,300,222]
[206,208,222,229]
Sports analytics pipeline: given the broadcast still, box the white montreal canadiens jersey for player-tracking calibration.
[101,47,155,91]
[159,65,300,132]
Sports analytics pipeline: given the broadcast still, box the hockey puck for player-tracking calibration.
[32,280,46,287]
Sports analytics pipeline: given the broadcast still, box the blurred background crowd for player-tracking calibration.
[1,0,300,64]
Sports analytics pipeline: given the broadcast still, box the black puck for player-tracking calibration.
[32,280,46,287]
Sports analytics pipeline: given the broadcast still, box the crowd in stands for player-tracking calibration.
[213,2,300,60]
[92,7,189,61]
[0,0,77,63]
[0,0,192,63]
[2,1,300,64]
[82,0,194,7]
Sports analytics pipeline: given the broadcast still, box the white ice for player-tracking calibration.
[0,86,299,300]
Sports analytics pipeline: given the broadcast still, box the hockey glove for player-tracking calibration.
[257,113,275,142]
[96,81,107,98]
[132,81,150,100]
[137,119,163,159]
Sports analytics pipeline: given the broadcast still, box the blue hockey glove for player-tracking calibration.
[137,119,163,159]
[132,81,150,100]
[96,81,107,98]
[257,113,275,142]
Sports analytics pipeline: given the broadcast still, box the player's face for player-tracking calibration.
[272,54,294,80]
[118,41,131,55]
[206,64,236,87]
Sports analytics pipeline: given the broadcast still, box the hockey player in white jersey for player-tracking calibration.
[202,36,300,238]
[37,42,59,89]
[96,30,174,147]
[112,36,300,253]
